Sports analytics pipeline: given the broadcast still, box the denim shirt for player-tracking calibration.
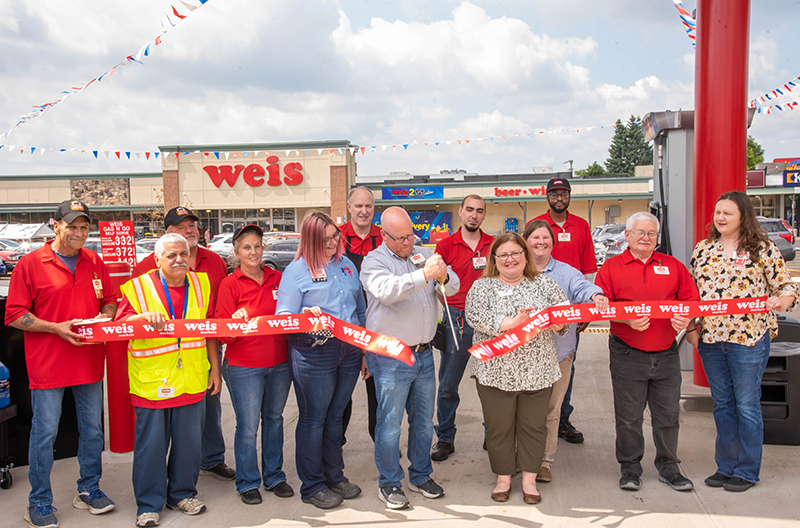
[275,255,366,326]
[542,257,602,361]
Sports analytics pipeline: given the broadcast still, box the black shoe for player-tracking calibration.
[704,472,731,488]
[201,463,236,481]
[266,481,294,498]
[558,419,584,444]
[240,489,262,505]
[302,488,343,509]
[431,442,455,462]
[659,473,694,491]
[723,477,756,492]
[329,480,362,499]
[619,473,641,491]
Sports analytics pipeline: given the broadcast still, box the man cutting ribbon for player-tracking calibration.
[116,232,221,528]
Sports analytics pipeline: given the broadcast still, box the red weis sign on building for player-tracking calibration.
[203,156,304,188]
[99,220,136,268]
[493,186,546,197]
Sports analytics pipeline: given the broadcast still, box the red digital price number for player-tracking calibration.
[99,221,136,268]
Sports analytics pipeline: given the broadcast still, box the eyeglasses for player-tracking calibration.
[384,231,415,244]
[495,250,525,261]
[323,232,341,245]
[548,191,570,200]
[630,230,658,239]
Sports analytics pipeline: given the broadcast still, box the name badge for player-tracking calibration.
[158,387,175,398]
[653,266,670,275]
[498,290,514,297]
[410,253,426,267]
[272,289,279,300]
[473,256,487,270]
[733,251,749,266]
[558,232,571,242]
[312,271,327,282]
[92,279,103,299]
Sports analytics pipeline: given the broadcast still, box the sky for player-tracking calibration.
[0,0,798,178]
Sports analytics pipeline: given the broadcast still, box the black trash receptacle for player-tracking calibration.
[762,315,800,445]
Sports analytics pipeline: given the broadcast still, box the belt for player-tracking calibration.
[410,341,433,353]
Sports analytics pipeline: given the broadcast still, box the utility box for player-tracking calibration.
[762,315,800,445]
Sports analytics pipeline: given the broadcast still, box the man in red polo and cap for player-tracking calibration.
[133,206,235,482]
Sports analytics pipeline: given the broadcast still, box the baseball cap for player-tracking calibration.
[164,206,199,229]
[233,224,264,242]
[546,178,571,193]
[54,199,91,224]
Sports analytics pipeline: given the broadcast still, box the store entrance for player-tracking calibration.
[219,208,296,234]
[220,218,246,234]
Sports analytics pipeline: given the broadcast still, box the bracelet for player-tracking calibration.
[687,327,699,334]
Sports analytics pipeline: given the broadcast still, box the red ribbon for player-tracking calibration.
[77,313,416,366]
[469,297,769,362]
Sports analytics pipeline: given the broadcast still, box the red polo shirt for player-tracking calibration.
[529,210,597,274]
[436,229,495,310]
[595,249,699,352]
[341,222,383,256]
[5,241,117,389]
[215,267,288,368]
[134,245,228,311]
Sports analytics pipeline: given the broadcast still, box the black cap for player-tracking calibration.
[546,178,571,193]
[164,206,199,229]
[233,224,264,242]
[54,199,91,224]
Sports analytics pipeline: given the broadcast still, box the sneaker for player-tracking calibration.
[24,505,58,528]
[72,489,116,514]
[659,473,694,492]
[135,512,160,527]
[431,441,455,462]
[408,479,445,499]
[200,463,235,481]
[378,486,409,509]
[704,472,731,488]
[558,419,584,444]
[265,481,294,498]
[536,466,553,483]
[723,477,756,492]
[240,489,262,505]
[619,473,641,491]
[302,487,343,509]
[166,497,206,515]
[330,480,362,499]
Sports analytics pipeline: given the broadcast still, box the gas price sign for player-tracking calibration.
[99,220,137,268]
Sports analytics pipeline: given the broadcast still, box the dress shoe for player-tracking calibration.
[491,489,510,502]
[558,419,584,444]
[431,442,455,462]
[536,466,552,483]
[523,492,541,504]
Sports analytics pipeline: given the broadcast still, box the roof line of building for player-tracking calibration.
[158,140,355,152]
[0,173,161,181]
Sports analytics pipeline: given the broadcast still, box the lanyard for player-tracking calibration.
[159,271,189,364]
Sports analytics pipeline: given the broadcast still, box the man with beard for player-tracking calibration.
[430,195,494,462]
[133,207,235,483]
[529,178,597,446]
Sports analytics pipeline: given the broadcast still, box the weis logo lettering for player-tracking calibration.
[491,333,521,350]
[623,304,652,315]
[341,325,372,346]
[736,299,766,311]
[225,320,259,333]
[698,301,727,314]
[588,306,616,316]
[550,307,581,321]
[375,337,405,357]
[658,304,690,315]
[183,321,217,334]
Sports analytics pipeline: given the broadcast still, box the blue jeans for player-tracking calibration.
[435,306,473,444]
[201,354,226,469]
[28,381,104,507]
[367,347,436,488]
[290,335,361,500]
[698,333,771,483]
[560,348,576,420]
[133,400,204,515]
[223,359,292,494]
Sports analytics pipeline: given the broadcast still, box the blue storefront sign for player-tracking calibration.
[382,186,444,200]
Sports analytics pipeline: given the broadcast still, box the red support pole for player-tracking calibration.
[692,0,751,386]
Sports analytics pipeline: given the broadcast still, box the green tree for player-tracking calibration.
[575,161,607,176]
[604,115,654,176]
[747,135,764,170]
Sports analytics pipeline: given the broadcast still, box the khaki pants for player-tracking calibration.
[542,353,574,469]
[476,380,552,475]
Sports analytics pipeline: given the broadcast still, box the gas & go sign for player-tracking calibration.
[382,186,444,200]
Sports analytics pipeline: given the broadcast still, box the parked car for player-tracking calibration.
[603,232,629,261]
[594,240,607,267]
[591,223,626,246]
[0,243,24,272]
[262,237,300,271]
[757,217,795,262]
[0,257,7,277]
[209,233,234,256]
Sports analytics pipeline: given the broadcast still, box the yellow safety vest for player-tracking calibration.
[120,271,211,401]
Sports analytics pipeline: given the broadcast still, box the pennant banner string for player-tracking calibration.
[749,76,800,108]
[672,0,696,49]
[0,0,212,141]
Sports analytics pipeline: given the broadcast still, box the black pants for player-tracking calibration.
[341,376,377,441]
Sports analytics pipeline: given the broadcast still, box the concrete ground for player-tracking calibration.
[3,331,800,528]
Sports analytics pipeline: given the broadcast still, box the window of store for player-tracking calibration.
[220,208,295,233]
[750,195,776,218]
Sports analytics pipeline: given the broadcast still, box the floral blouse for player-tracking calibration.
[690,239,798,346]
[465,275,569,392]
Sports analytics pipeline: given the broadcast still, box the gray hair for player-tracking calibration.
[155,233,189,258]
[347,186,374,204]
[626,212,660,232]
